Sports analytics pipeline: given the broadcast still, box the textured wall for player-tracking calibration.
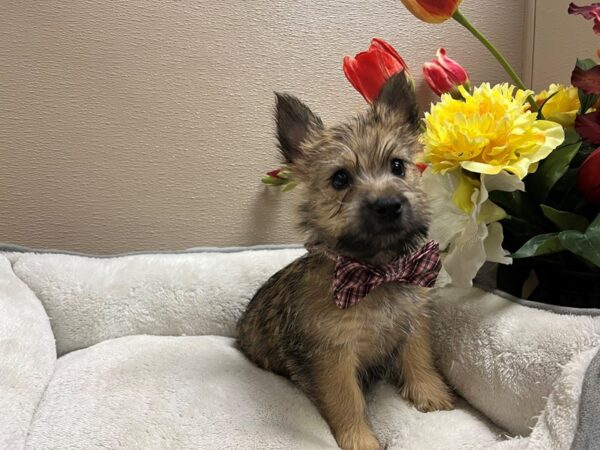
[0,0,526,253]
[530,0,599,91]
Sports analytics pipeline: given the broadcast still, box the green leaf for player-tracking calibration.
[281,181,297,192]
[551,168,577,193]
[489,190,549,230]
[563,128,582,145]
[549,168,587,211]
[500,216,543,249]
[576,59,600,113]
[572,142,596,167]
[512,233,564,258]
[541,205,589,232]
[261,176,287,186]
[526,140,582,202]
[577,58,597,71]
[558,213,600,267]
[579,90,599,114]
[536,90,558,120]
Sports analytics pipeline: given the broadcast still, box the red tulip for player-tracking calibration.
[577,147,600,204]
[416,162,428,174]
[575,111,600,144]
[400,0,462,24]
[266,168,283,178]
[261,167,291,187]
[343,38,409,103]
[568,3,600,35]
[571,64,600,95]
[422,48,470,97]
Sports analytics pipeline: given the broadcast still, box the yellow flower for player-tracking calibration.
[535,84,580,127]
[423,83,565,179]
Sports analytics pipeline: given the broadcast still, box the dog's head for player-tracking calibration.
[275,74,430,263]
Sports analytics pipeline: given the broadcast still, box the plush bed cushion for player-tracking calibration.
[25,335,506,450]
[432,286,600,437]
[0,256,56,449]
[4,247,600,445]
[9,249,304,356]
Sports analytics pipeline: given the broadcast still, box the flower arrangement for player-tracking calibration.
[263,1,600,306]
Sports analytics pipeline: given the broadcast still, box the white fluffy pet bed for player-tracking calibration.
[1,245,599,450]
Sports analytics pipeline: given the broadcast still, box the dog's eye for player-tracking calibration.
[331,170,351,190]
[391,159,405,177]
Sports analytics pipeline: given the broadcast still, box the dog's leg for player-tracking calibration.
[309,352,380,450]
[393,317,454,412]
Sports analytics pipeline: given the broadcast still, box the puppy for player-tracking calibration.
[237,73,453,450]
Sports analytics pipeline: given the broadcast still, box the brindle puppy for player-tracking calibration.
[237,74,454,450]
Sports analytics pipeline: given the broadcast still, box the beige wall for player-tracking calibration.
[527,0,599,91]
[1,1,526,253]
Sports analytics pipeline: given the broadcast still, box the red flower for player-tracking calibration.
[575,111,600,144]
[343,38,409,103]
[422,48,470,97]
[416,162,428,174]
[568,3,600,35]
[400,0,462,24]
[262,167,291,187]
[571,64,600,95]
[266,168,283,178]
[578,147,600,204]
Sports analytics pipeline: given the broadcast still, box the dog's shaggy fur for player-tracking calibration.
[237,74,454,450]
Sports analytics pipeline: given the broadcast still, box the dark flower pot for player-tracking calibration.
[496,261,600,309]
[529,267,600,308]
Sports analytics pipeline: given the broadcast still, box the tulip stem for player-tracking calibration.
[452,10,538,111]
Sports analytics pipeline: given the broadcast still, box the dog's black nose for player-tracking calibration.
[369,198,403,221]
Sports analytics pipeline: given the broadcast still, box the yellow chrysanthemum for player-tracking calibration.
[423,83,565,179]
[535,83,580,127]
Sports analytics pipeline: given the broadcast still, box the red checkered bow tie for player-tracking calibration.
[328,240,441,309]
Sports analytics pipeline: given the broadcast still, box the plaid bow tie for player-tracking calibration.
[332,240,441,309]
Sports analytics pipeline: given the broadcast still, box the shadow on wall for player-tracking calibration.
[249,187,299,244]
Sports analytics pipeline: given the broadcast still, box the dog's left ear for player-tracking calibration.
[374,73,419,130]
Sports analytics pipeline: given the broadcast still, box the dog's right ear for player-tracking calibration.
[275,93,323,163]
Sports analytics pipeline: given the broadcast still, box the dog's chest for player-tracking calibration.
[309,282,423,361]
[296,256,427,363]
[351,284,421,359]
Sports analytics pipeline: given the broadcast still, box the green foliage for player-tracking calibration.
[501,59,600,272]
[261,168,296,190]
[576,58,597,71]
[526,140,581,202]
[503,117,599,270]
[536,90,558,120]
[512,233,563,258]
[541,205,589,232]
[261,175,288,186]
[281,181,297,192]
[558,214,600,267]
[489,190,548,230]
[576,59,599,113]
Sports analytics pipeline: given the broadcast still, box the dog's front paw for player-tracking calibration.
[336,425,381,450]
[400,376,455,412]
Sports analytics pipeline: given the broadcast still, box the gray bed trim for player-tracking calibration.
[571,346,600,450]
[0,243,304,258]
[2,242,598,316]
[473,283,600,317]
